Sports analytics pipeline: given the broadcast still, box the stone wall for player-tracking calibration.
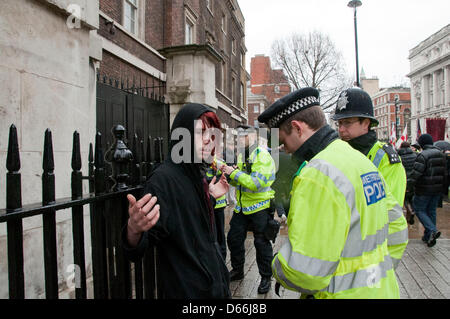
[0,0,101,298]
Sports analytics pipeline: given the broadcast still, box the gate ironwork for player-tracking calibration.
[96,73,169,160]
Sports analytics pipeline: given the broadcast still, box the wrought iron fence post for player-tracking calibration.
[6,124,25,299]
[42,129,58,299]
[104,125,133,192]
[90,132,109,298]
[71,131,87,299]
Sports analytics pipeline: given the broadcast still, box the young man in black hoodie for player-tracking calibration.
[122,103,231,299]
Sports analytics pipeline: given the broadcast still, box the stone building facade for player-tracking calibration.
[408,24,450,142]
[0,0,102,298]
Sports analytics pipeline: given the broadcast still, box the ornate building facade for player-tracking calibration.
[408,24,450,142]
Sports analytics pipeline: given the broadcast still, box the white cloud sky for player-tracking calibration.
[238,0,450,88]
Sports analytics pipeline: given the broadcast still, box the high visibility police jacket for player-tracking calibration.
[272,126,400,299]
[367,141,407,206]
[349,132,408,269]
[206,166,227,209]
[366,142,408,268]
[229,145,275,214]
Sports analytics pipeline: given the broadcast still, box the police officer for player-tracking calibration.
[220,124,276,294]
[258,87,402,298]
[332,87,408,268]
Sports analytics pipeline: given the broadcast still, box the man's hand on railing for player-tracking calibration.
[126,193,160,247]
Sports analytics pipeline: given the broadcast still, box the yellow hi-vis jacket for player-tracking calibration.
[272,140,400,299]
[367,141,408,268]
[229,147,275,214]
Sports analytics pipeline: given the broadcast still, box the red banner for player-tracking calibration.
[426,118,446,141]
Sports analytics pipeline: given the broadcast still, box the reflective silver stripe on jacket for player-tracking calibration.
[279,239,340,277]
[388,228,409,246]
[273,257,319,295]
[233,170,244,182]
[324,255,394,294]
[373,148,386,168]
[250,171,276,184]
[388,203,404,222]
[387,203,408,246]
[240,186,273,193]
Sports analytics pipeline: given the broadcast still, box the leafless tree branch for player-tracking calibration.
[271,30,353,110]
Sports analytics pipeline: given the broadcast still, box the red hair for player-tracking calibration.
[199,111,221,130]
[199,111,222,157]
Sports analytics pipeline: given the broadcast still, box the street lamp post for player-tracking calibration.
[395,96,400,140]
[348,0,362,87]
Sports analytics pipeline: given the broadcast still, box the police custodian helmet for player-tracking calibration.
[332,87,379,127]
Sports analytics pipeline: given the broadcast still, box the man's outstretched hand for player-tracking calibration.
[126,193,160,247]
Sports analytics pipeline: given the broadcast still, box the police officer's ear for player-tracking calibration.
[362,118,372,131]
[291,120,302,135]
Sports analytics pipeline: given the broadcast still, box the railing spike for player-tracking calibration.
[6,124,20,172]
[71,131,82,171]
[43,129,55,172]
[94,132,104,169]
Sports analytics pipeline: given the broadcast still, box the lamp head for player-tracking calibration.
[347,0,362,8]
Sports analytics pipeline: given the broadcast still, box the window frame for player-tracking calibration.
[123,0,138,35]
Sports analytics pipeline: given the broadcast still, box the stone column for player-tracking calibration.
[444,65,450,106]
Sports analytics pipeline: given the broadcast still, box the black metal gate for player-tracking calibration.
[96,74,170,160]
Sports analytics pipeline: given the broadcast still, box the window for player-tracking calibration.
[221,13,226,34]
[240,51,245,67]
[221,62,226,92]
[274,85,280,93]
[124,0,138,34]
[254,104,259,113]
[240,83,244,108]
[231,77,236,104]
[185,19,194,44]
[231,37,236,55]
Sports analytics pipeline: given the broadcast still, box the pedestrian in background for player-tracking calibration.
[398,142,418,225]
[410,134,447,247]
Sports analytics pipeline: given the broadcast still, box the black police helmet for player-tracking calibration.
[332,88,378,127]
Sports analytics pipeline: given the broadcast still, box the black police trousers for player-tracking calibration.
[227,209,273,278]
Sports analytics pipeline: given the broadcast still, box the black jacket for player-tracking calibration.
[121,103,230,299]
[398,147,417,192]
[410,145,447,196]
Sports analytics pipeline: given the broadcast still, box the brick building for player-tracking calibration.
[247,84,269,128]
[372,87,412,143]
[249,55,291,126]
[98,0,248,128]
